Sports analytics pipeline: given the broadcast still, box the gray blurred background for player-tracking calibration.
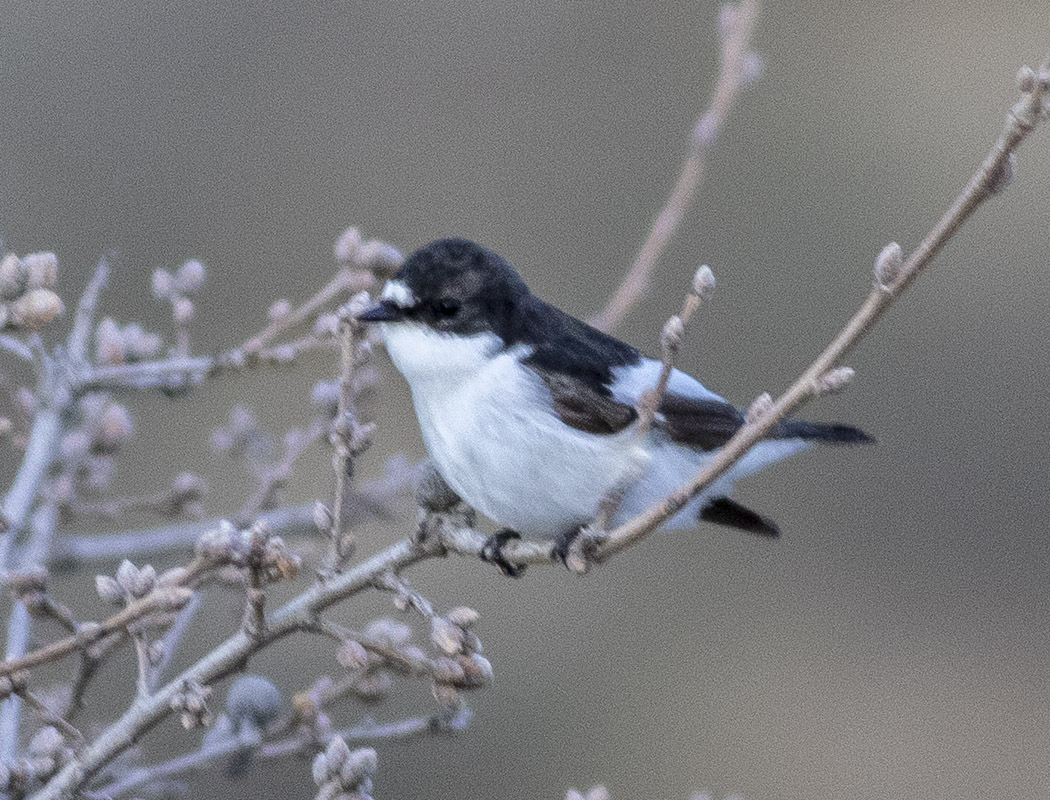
[2,1,1049,798]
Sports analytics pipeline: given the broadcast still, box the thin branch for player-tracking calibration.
[0,580,198,679]
[91,710,457,799]
[323,308,370,571]
[29,537,433,800]
[234,417,329,526]
[51,503,318,565]
[75,355,214,393]
[148,593,201,692]
[66,256,111,364]
[591,56,1050,562]
[49,458,416,567]
[0,335,34,363]
[0,500,59,761]
[0,407,62,572]
[591,0,760,333]
[238,268,372,357]
[132,634,153,699]
[15,688,84,746]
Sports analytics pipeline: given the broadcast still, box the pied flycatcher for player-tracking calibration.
[358,238,871,574]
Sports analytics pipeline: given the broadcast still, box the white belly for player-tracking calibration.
[413,350,644,535]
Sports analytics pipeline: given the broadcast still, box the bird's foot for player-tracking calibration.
[480,529,526,577]
[551,526,604,573]
[551,528,580,568]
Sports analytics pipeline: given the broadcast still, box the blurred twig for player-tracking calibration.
[591,0,760,333]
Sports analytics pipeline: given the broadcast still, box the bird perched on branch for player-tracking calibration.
[358,238,871,575]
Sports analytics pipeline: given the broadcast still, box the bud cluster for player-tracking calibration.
[152,258,207,326]
[311,738,377,800]
[0,251,63,332]
[195,520,300,583]
[94,317,162,365]
[170,679,213,729]
[334,227,403,278]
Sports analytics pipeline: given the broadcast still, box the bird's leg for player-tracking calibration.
[551,527,585,568]
[480,529,526,577]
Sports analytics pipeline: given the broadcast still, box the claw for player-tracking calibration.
[480,529,526,577]
[551,528,582,569]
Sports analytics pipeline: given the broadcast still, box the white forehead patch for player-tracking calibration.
[380,279,417,308]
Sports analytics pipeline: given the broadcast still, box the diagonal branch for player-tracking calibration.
[591,0,760,333]
[592,56,1050,561]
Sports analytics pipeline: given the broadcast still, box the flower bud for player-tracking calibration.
[336,640,370,671]
[176,259,206,293]
[0,254,25,300]
[745,392,774,425]
[430,617,464,655]
[22,252,58,289]
[172,296,195,324]
[357,241,403,277]
[268,299,292,321]
[692,264,716,298]
[446,606,480,629]
[8,289,64,330]
[874,242,903,289]
[152,268,175,298]
[815,366,855,395]
[334,227,363,262]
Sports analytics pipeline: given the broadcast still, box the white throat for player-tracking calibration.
[380,322,504,389]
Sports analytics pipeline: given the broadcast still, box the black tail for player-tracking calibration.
[775,419,874,444]
[699,496,780,537]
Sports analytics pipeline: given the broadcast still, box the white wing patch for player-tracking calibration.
[609,359,725,405]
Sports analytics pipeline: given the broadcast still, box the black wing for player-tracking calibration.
[529,365,638,435]
[656,391,872,448]
[531,369,872,450]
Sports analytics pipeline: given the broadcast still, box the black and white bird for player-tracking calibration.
[358,238,871,574]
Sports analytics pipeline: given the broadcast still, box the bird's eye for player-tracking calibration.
[433,298,461,319]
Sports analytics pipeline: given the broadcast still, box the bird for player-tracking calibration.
[357,237,871,575]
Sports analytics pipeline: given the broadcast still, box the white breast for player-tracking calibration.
[380,322,644,536]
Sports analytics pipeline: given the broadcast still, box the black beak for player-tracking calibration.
[356,299,408,323]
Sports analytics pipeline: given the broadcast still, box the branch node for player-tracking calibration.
[873,241,903,290]
[744,392,774,425]
[814,366,856,396]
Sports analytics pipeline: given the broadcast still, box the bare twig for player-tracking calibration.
[583,265,716,548]
[322,301,375,572]
[238,269,373,358]
[234,417,329,527]
[67,257,111,364]
[0,407,62,572]
[15,688,84,746]
[0,335,34,363]
[591,56,1050,562]
[325,313,362,569]
[0,500,59,761]
[76,355,214,393]
[148,593,201,692]
[242,569,266,639]
[0,581,197,679]
[52,504,318,565]
[90,710,459,799]
[591,0,760,333]
[132,634,153,699]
